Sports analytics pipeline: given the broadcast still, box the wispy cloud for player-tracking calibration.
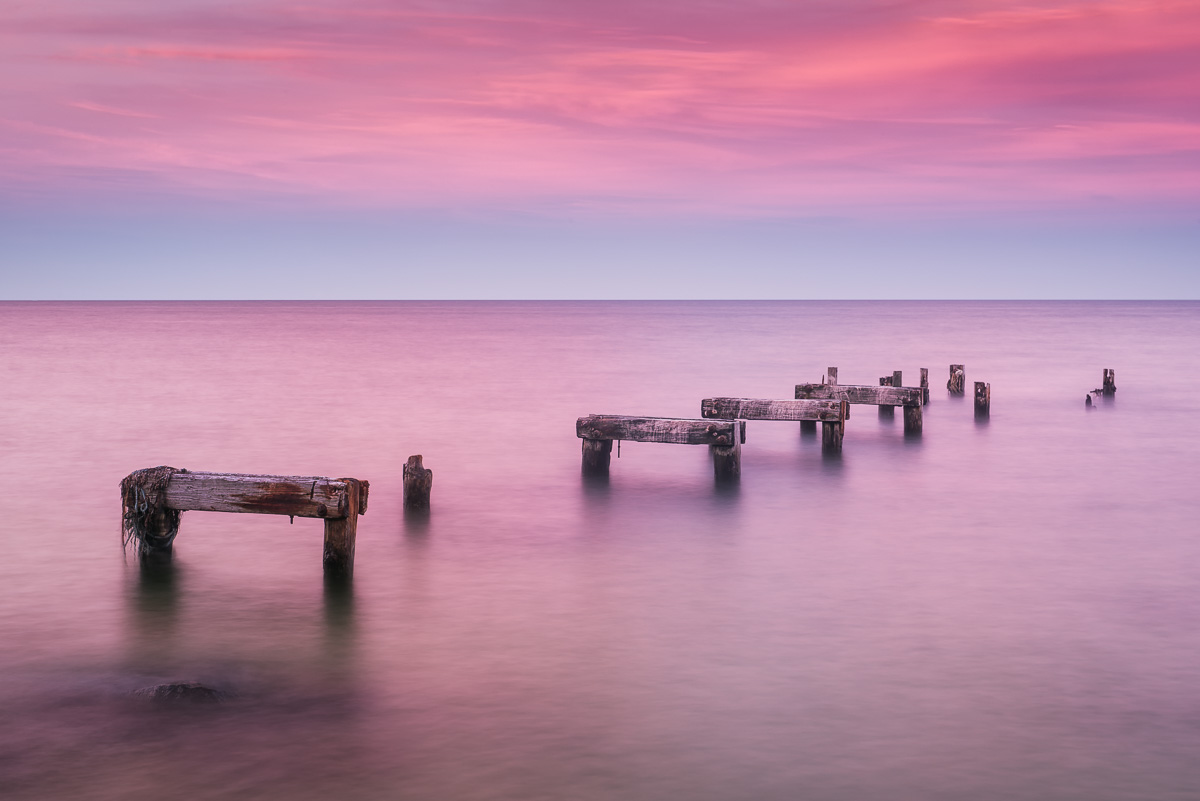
[1,0,1197,218]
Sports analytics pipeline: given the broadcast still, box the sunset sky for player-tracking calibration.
[2,0,1197,298]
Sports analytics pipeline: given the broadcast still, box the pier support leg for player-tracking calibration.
[920,368,929,405]
[403,454,433,511]
[323,479,363,579]
[879,375,894,419]
[711,432,741,481]
[974,382,991,419]
[948,364,965,395]
[799,420,817,435]
[826,367,838,385]
[903,404,923,435]
[1102,369,1116,396]
[821,420,844,453]
[581,438,613,475]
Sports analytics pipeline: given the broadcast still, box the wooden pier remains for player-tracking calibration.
[974,382,991,419]
[576,416,745,480]
[701,397,849,453]
[120,468,368,578]
[403,455,433,511]
[920,368,930,405]
[1101,369,1116,396]
[796,377,924,434]
[948,364,966,395]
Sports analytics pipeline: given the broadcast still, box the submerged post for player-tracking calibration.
[826,367,838,386]
[323,478,365,579]
[821,400,848,453]
[948,364,965,395]
[920,368,929,405]
[711,421,743,481]
[581,438,613,475]
[903,404,923,435]
[403,455,433,510]
[805,367,839,434]
[879,375,894,419]
[974,382,991,419]
[1102,369,1116,396]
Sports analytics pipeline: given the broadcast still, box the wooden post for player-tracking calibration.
[323,478,364,579]
[826,367,838,385]
[879,375,894,418]
[974,382,991,418]
[948,364,965,395]
[800,420,817,434]
[903,404,922,434]
[1102,369,1116,396]
[808,366,837,433]
[403,455,433,510]
[711,421,742,481]
[581,438,612,475]
[819,399,848,453]
[920,368,929,405]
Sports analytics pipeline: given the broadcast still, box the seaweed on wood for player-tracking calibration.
[121,466,184,555]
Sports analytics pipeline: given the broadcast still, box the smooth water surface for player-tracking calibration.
[1,301,1198,800]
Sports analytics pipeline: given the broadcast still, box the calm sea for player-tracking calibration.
[1,301,1198,801]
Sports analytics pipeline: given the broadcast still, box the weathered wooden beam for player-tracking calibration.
[948,364,965,395]
[576,415,739,446]
[701,398,848,422]
[795,383,923,407]
[974,381,991,419]
[164,472,360,519]
[403,455,433,511]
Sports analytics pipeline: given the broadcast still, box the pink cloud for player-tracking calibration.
[0,0,1197,218]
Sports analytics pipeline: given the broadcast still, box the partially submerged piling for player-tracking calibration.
[974,382,991,419]
[948,365,966,395]
[1102,369,1117,396]
[121,468,369,578]
[403,455,433,511]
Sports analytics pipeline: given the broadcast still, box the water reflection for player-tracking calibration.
[126,555,182,668]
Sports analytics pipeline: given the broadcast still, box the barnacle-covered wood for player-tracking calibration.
[576,416,739,446]
[702,398,848,422]
[795,383,923,407]
[163,472,360,519]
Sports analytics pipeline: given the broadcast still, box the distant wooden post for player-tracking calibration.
[581,438,613,476]
[879,375,894,418]
[974,382,991,418]
[826,367,838,386]
[403,455,433,510]
[948,365,965,395]
[920,368,929,405]
[1102,369,1116,396]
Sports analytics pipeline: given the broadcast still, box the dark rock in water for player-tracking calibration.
[1085,394,1092,406]
[133,682,228,704]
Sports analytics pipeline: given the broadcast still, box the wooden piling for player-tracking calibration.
[920,368,929,405]
[1102,369,1116,396]
[948,364,965,395]
[403,454,433,510]
[323,478,364,578]
[581,438,613,476]
[826,367,838,386]
[974,381,991,418]
[821,420,844,452]
[810,367,837,434]
[879,375,894,418]
[711,421,743,481]
[903,404,923,434]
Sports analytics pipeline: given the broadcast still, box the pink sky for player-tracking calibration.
[2,0,1199,219]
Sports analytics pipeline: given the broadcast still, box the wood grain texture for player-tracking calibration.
[920,368,930,405]
[576,416,738,446]
[974,382,991,417]
[903,404,923,434]
[164,472,364,519]
[795,383,923,407]
[701,398,847,422]
[821,420,844,452]
[826,367,838,386]
[581,437,612,474]
[948,364,965,395]
[403,455,433,511]
[323,478,364,578]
